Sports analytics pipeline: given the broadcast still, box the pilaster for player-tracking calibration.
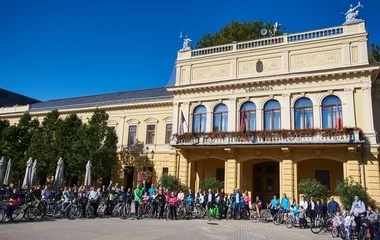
[281,148,294,200]
[281,93,291,129]
[224,148,237,193]
[344,88,355,127]
[172,102,180,134]
[346,147,361,183]
[256,108,263,130]
[364,149,380,204]
[118,116,126,147]
[180,102,190,133]
[227,98,237,131]
[313,104,321,128]
[361,87,375,133]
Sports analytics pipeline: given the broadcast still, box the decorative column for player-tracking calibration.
[344,88,355,127]
[364,148,380,204]
[362,87,375,132]
[256,108,263,130]
[224,149,237,193]
[118,116,126,148]
[172,102,180,134]
[281,148,294,200]
[227,98,237,131]
[346,147,361,183]
[281,93,291,129]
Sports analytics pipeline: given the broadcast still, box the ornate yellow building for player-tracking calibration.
[1,20,380,204]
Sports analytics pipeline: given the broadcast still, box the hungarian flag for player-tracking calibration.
[335,104,343,130]
[240,109,247,133]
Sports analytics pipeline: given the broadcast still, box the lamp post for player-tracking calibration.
[141,146,154,171]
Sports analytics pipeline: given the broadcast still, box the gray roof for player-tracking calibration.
[30,87,173,112]
[0,88,40,107]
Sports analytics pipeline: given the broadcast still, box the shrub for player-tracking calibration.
[200,177,223,193]
[159,174,182,192]
[298,178,330,201]
[336,177,376,210]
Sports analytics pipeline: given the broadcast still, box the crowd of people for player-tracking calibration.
[2,181,380,239]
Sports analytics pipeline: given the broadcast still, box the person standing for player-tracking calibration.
[134,180,145,220]
[350,195,366,233]
[367,205,380,240]
[63,187,73,218]
[327,196,340,214]
[88,187,99,218]
[168,191,178,220]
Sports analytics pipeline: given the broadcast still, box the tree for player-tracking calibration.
[298,178,330,201]
[73,109,118,184]
[28,110,61,183]
[2,113,39,182]
[159,174,182,192]
[196,20,283,48]
[200,177,224,193]
[0,119,10,156]
[55,113,82,183]
[370,43,380,63]
[336,177,376,210]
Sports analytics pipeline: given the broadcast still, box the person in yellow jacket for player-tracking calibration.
[106,187,116,215]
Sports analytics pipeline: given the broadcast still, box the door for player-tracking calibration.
[252,162,279,207]
[124,167,134,191]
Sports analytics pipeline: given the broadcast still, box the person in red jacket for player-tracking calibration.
[7,189,20,221]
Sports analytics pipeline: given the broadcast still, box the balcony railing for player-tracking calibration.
[170,128,363,146]
[188,26,346,58]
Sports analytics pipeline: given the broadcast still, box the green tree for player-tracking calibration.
[159,174,182,192]
[370,43,380,62]
[336,177,376,210]
[297,178,330,201]
[73,109,118,184]
[200,177,224,193]
[28,110,61,183]
[0,119,10,156]
[2,113,39,182]
[55,113,82,183]
[196,20,283,48]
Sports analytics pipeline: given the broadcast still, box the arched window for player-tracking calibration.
[294,97,313,129]
[192,105,207,133]
[240,101,256,131]
[264,100,281,130]
[213,104,228,132]
[322,95,342,129]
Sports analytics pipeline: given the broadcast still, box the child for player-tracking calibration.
[298,205,306,229]
[291,200,299,226]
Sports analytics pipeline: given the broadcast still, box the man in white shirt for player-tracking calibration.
[350,195,366,233]
[88,187,99,217]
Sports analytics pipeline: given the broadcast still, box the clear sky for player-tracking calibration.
[1,0,379,101]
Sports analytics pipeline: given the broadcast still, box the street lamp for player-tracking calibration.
[141,146,154,170]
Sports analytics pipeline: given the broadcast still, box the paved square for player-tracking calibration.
[0,218,332,240]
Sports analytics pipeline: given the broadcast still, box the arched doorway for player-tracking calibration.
[252,162,279,206]
[297,159,343,196]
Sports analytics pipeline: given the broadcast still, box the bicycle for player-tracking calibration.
[285,212,300,228]
[310,212,334,234]
[273,208,286,225]
[111,201,125,217]
[54,200,78,220]
[96,200,106,218]
[11,200,38,222]
[120,202,131,219]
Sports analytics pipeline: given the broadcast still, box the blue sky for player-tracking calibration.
[1,0,379,101]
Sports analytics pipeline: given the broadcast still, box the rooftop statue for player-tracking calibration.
[182,35,192,51]
[343,2,364,23]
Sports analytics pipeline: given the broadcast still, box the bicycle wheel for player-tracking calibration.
[0,209,5,222]
[273,213,282,225]
[310,218,324,234]
[226,209,232,220]
[325,218,333,231]
[285,216,294,228]
[250,212,260,223]
[69,205,79,220]
[86,206,94,219]
[120,205,129,220]
[177,206,186,220]
[165,207,170,221]
[331,227,339,238]
[28,206,38,220]
[262,210,271,223]
[12,207,23,222]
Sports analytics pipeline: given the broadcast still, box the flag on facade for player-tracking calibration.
[240,109,247,133]
[179,110,188,135]
[335,104,343,130]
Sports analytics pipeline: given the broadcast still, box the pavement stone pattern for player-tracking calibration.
[0,218,333,240]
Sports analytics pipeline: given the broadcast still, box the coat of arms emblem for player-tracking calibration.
[256,60,263,73]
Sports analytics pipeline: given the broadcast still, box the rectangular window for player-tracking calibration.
[128,125,137,145]
[315,170,330,190]
[162,167,169,175]
[216,168,225,183]
[146,125,156,144]
[165,124,172,144]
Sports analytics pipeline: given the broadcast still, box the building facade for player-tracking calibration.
[1,21,380,204]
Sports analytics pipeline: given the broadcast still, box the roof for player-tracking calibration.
[29,87,173,112]
[0,88,40,107]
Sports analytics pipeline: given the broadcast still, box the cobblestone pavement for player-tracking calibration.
[0,218,333,240]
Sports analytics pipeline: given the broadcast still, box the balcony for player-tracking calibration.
[170,128,364,147]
